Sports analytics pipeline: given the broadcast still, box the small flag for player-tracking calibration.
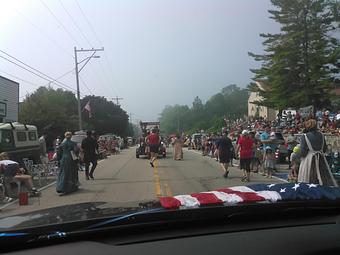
[84,100,92,118]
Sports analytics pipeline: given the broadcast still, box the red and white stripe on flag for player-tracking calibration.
[84,100,92,118]
[159,186,282,209]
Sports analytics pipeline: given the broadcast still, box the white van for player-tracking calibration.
[0,122,40,164]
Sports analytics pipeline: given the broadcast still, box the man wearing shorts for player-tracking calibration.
[147,128,160,167]
[216,132,233,178]
[236,130,254,182]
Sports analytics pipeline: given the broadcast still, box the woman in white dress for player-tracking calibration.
[172,135,183,160]
[298,119,337,186]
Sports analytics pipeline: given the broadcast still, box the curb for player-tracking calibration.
[0,156,112,211]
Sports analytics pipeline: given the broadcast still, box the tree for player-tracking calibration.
[159,105,190,134]
[159,85,249,134]
[192,96,204,112]
[81,96,129,136]
[19,86,78,137]
[249,0,340,110]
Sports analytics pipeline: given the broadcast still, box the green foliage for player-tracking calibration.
[19,86,78,136]
[249,0,340,110]
[159,85,249,134]
[19,87,131,138]
[81,95,129,136]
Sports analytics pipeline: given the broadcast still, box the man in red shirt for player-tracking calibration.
[236,130,254,182]
[147,128,161,167]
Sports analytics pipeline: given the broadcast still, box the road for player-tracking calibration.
[0,146,286,217]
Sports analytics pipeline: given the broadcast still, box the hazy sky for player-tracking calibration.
[0,0,279,122]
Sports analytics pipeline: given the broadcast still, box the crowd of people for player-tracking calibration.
[0,129,129,203]
[0,109,338,204]
[183,110,339,184]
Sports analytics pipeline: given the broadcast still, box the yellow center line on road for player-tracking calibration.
[153,160,162,198]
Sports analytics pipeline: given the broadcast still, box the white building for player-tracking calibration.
[0,75,19,123]
[248,81,278,121]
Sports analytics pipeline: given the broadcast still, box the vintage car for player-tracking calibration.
[0,122,40,165]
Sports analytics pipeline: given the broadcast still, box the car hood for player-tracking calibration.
[0,200,161,231]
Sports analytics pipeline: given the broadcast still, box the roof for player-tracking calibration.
[255,80,269,91]
[0,75,19,85]
[0,122,37,131]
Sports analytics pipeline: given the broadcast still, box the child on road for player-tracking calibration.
[289,145,301,182]
[263,146,275,178]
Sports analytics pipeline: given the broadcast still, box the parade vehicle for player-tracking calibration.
[191,133,205,150]
[136,121,166,159]
[0,122,40,164]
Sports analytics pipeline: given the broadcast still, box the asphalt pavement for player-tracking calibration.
[0,146,286,218]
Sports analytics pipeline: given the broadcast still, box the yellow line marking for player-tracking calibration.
[153,160,162,198]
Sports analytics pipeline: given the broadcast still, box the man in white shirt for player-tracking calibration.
[0,153,40,197]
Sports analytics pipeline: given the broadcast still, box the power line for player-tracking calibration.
[0,68,75,94]
[58,0,93,47]
[45,68,75,87]
[0,54,79,94]
[0,69,41,88]
[98,61,118,95]
[74,0,103,46]
[13,7,74,59]
[59,0,119,100]
[0,49,76,92]
[79,75,93,95]
[74,0,121,94]
[58,0,112,97]
[112,96,123,105]
[39,0,81,46]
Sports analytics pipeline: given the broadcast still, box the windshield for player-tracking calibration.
[0,0,339,233]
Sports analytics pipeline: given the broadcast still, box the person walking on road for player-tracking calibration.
[56,132,79,195]
[147,128,160,167]
[81,131,99,180]
[39,132,48,171]
[298,119,337,186]
[263,146,275,178]
[172,134,183,160]
[236,130,254,182]
[216,132,233,178]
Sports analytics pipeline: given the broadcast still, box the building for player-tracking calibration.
[0,75,19,123]
[248,81,278,121]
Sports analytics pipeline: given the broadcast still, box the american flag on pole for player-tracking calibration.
[84,100,92,118]
[159,183,340,209]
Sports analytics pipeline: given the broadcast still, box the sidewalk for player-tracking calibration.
[0,156,110,215]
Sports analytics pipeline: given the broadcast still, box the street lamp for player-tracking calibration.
[74,47,104,131]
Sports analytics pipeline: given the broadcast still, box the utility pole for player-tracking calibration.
[112,96,123,106]
[74,46,104,130]
[129,112,134,123]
